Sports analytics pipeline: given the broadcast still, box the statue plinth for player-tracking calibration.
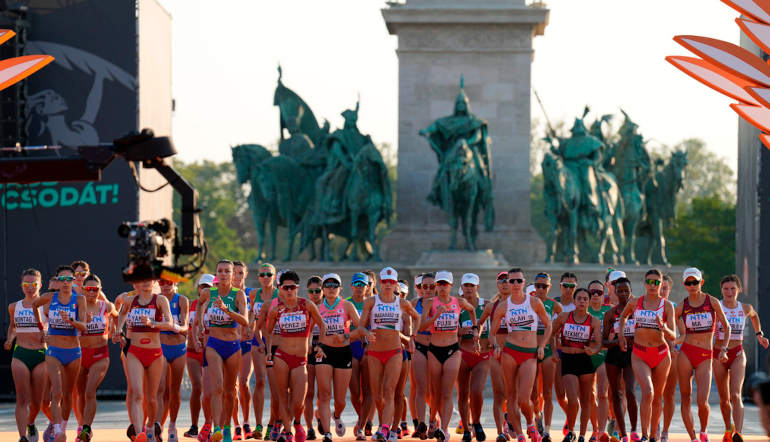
[415,249,509,268]
[380,0,548,264]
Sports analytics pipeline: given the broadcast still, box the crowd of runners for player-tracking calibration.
[5,260,769,442]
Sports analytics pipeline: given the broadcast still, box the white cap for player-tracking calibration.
[380,267,398,280]
[461,273,479,285]
[415,274,423,286]
[526,284,536,296]
[398,282,409,294]
[197,273,215,286]
[683,267,702,282]
[322,273,342,284]
[608,270,627,283]
[435,270,453,284]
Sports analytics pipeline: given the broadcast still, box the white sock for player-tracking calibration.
[545,425,551,434]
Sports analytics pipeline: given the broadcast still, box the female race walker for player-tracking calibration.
[316,273,362,442]
[419,271,478,441]
[552,288,602,442]
[491,268,552,442]
[262,270,326,442]
[457,273,491,442]
[359,267,421,442]
[157,277,189,442]
[713,275,768,442]
[674,268,730,442]
[411,272,435,439]
[76,275,117,441]
[116,268,175,442]
[196,260,249,442]
[5,268,48,442]
[34,265,89,442]
[530,272,562,442]
[601,277,637,442]
[618,270,676,442]
[185,274,214,439]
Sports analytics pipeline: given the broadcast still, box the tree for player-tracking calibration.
[664,195,736,297]
[171,159,258,272]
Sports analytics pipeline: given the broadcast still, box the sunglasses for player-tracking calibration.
[84,286,100,292]
[508,278,524,284]
[281,284,299,291]
[352,281,367,288]
[684,280,700,286]
[436,281,453,287]
[421,284,435,289]
[589,289,604,296]
[560,282,576,288]
[259,272,274,278]
[497,279,509,284]
[323,282,340,289]
[645,279,661,286]
[381,279,397,285]
[159,280,175,286]
[21,282,38,288]
[534,283,549,290]
[75,271,88,277]
[57,275,75,282]
[307,288,321,294]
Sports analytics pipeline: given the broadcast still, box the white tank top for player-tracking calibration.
[14,300,46,333]
[369,294,403,331]
[717,301,746,341]
[505,294,538,333]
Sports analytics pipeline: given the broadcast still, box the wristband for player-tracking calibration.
[471,325,479,330]
[757,331,764,337]
[173,324,181,333]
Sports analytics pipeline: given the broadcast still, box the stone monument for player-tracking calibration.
[380,0,549,264]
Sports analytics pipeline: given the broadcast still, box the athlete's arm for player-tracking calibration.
[31,291,54,308]
[307,301,326,337]
[418,298,438,331]
[152,295,175,331]
[4,303,15,350]
[746,304,770,348]
[602,309,616,347]
[660,300,676,342]
[532,297,552,345]
[673,303,686,346]
[178,296,189,335]
[196,288,211,333]
[218,289,248,327]
[711,295,731,360]
[586,315,602,356]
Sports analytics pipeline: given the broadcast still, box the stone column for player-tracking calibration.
[380,0,549,264]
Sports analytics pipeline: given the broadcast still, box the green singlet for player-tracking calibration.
[208,287,239,328]
[537,297,556,361]
[347,296,365,331]
[459,298,487,339]
[588,304,612,368]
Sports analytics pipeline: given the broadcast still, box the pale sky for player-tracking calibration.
[158,0,742,171]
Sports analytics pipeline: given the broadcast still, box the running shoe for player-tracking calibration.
[621,437,629,442]
[276,433,286,442]
[606,421,615,437]
[334,418,345,438]
[699,433,709,442]
[389,430,399,442]
[77,426,92,441]
[518,435,527,442]
[43,423,54,442]
[271,425,282,441]
[639,437,647,442]
[599,433,609,442]
[543,435,551,442]
[127,425,138,442]
[212,427,224,442]
[474,423,487,442]
[136,433,149,442]
[355,426,366,441]
[395,427,402,440]
[428,422,437,439]
[562,433,575,442]
[198,425,212,442]
[578,437,584,442]
[185,426,199,438]
[365,423,373,437]
[254,425,264,440]
[264,426,273,441]
[400,423,409,436]
[630,433,640,442]
[497,435,507,442]
[659,434,667,442]
[462,431,473,442]
[589,435,597,442]
[529,426,542,442]
[243,425,252,440]
[224,427,233,442]
[295,424,306,442]
[307,428,316,441]
[19,437,30,442]
[169,427,179,442]
[28,424,39,442]
[374,431,386,442]
[156,423,165,442]
[457,423,465,435]
[732,433,742,442]
[563,426,570,437]
[536,417,544,436]
[323,433,333,442]
[234,427,242,441]
[436,429,447,441]
[417,422,428,441]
